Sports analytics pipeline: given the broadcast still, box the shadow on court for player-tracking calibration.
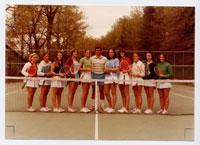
[5,82,194,140]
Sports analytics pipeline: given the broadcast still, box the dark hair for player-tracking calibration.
[71,49,78,57]
[54,51,64,66]
[95,46,102,51]
[43,52,49,57]
[107,49,117,59]
[145,51,154,61]
[118,48,127,59]
[133,52,142,62]
[159,53,167,62]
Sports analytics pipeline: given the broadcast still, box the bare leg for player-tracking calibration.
[52,87,58,108]
[104,84,112,107]
[119,85,126,108]
[163,88,170,110]
[148,87,155,110]
[81,83,90,108]
[124,85,130,110]
[157,89,164,110]
[27,87,36,108]
[57,88,64,108]
[110,83,117,109]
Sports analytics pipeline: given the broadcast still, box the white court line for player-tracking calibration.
[94,80,98,140]
[172,87,194,93]
[170,92,194,100]
[6,89,23,95]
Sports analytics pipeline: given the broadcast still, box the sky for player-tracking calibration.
[79,6,132,39]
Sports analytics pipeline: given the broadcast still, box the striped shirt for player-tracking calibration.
[90,55,107,74]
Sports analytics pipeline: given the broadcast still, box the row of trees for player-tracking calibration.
[96,7,194,51]
[6,5,87,59]
[6,6,194,61]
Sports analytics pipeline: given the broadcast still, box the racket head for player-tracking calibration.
[28,65,37,76]
[154,66,164,75]
[120,60,129,71]
[71,64,79,74]
[59,65,70,75]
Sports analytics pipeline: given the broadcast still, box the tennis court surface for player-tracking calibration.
[5,79,194,141]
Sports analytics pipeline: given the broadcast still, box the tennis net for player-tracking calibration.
[5,76,194,115]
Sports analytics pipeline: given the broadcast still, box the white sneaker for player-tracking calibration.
[103,107,111,112]
[85,107,91,112]
[144,109,153,114]
[80,107,90,113]
[157,109,163,114]
[53,108,60,113]
[58,107,65,112]
[161,109,168,115]
[107,108,115,113]
[40,107,48,112]
[90,105,95,111]
[68,107,76,112]
[132,109,142,114]
[130,108,137,113]
[45,107,52,111]
[27,107,36,112]
[118,107,125,113]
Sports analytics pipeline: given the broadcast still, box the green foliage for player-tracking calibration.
[99,6,194,51]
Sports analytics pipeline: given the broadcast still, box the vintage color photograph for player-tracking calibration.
[5,5,194,140]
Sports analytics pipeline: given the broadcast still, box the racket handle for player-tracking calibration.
[21,82,26,89]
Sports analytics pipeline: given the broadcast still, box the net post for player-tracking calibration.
[94,80,98,140]
[95,80,98,113]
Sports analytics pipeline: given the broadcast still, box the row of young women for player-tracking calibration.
[21,48,173,114]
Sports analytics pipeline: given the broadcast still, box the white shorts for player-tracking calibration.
[80,72,92,83]
[157,82,172,89]
[118,72,131,85]
[26,80,39,88]
[51,76,66,88]
[39,79,51,86]
[131,78,144,86]
[143,81,156,87]
[104,76,118,84]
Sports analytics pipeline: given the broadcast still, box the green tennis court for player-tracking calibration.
[5,81,194,140]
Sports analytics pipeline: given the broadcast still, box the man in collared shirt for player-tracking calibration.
[90,46,107,110]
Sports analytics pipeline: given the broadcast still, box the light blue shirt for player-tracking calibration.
[105,58,119,77]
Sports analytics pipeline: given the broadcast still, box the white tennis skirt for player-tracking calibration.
[104,76,118,84]
[131,77,144,86]
[143,80,156,87]
[39,80,51,86]
[157,82,172,89]
[118,72,131,85]
[80,72,92,83]
[26,80,39,88]
[51,76,66,88]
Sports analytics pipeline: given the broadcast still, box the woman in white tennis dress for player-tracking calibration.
[21,53,39,112]
[143,52,158,114]
[37,53,52,112]
[156,53,173,115]
[130,52,145,114]
[50,52,66,113]
[104,49,119,113]
[78,49,92,113]
[118,49,132,113]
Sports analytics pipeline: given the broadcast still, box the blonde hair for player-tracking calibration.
[29,53,38,61]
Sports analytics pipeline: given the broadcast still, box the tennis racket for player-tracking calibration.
[80,60,91,79]
[120,60,129,84]
[59,65,71,77]
[42,64,51,86]
[154,66,165,77]
[21,65,37,89]
[70,63,79,77]
[105,62,114,81]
